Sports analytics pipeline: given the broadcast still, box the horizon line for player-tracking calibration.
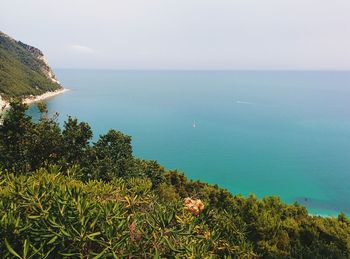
[53,68,350,72]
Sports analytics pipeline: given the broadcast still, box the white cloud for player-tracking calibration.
[70,45,94,54]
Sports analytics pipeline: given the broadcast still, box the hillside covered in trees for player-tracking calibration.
[0,101,350,258]
[0,31,61,100]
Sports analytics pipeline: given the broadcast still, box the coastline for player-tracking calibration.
[0,88,69,110]
[23,88,69,105]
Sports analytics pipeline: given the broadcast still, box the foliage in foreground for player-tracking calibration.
[0,171,255,258]
[0,101,350,258]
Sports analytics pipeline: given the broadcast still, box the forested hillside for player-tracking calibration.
[0,101,349,258]
[0,31,61,99]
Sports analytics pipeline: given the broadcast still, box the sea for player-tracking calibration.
[27,70,350,216]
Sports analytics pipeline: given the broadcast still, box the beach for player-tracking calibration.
[23,88,69,105]
[0,95,9,110]
[0,88,68,110]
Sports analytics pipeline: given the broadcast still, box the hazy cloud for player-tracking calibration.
[70,45,94,54]
[1,0,350,69]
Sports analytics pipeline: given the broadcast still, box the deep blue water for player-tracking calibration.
[28,70,350,216]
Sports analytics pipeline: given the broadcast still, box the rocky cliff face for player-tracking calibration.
[17,41,60,84]
[0,31,62,99]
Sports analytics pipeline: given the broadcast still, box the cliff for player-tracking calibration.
[0,31,62,101]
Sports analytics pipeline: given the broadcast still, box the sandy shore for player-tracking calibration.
[0,95,9,110]
[23,88,69,105]
[0,88,69,111]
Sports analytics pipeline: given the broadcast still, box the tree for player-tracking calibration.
[142,160,165,188]
[0,99,34,172]
[92,130,133,180]
[28,102,62,170]
[61,116,92,168]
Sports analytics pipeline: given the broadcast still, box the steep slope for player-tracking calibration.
[0,31,61,100]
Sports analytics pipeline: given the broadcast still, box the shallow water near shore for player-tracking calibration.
[27,70,350,216]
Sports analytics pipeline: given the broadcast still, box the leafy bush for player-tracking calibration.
[0,171,255,258]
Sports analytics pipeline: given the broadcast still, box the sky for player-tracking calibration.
[1,0,350,70]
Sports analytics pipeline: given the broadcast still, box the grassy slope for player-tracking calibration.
[0,33,61,99]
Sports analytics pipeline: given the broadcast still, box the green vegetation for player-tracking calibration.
[0,101,350,258]
[0,31,61,99]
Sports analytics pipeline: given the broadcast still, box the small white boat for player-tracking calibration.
[193,121,196,128]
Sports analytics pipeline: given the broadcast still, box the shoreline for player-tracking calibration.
[0,88,69,110]
[23,88,69,105]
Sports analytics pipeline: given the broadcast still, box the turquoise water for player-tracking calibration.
[28,70,350,216]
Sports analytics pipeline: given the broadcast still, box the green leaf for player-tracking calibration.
[23,239,29,259]
[47,235,58,245]
[163,236,182,253]
[153,249,160,259]
[88,231,101,240]
[60,228,71,237]
[27,215,41,220]
[5,239,22,259]
[92,248,108,259]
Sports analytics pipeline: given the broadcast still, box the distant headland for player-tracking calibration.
[0,31,66,109]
